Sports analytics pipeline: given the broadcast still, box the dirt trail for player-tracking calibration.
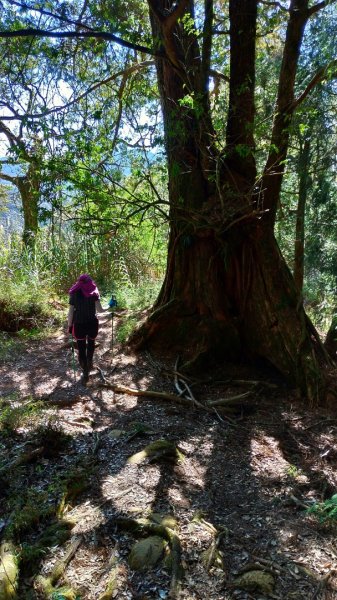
[1,316,337,599]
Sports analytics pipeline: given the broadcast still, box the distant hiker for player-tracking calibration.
[67,273,107,384]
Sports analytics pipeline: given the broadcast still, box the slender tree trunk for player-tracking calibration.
[294,138,310,292]
[17,163,40,251]
[262,0,310,226]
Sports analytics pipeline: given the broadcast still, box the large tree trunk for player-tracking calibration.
[17,163,40,250]
[132,0,332,402]
[133,217,328,400]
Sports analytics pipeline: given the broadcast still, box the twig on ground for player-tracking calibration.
[212,407,237,425]
[207,391,252,406]
[0,446,45,476]
[288,495,309,509]
[310,569,335,600]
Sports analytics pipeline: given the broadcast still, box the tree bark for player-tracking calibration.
[17,163,40,250]
[294,137,310,293]
[262,0,310,227]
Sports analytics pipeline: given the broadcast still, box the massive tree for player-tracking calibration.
[133,0,336,401]
[1,0,336,399]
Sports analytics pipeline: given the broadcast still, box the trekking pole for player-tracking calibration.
[69,333,77,381]
[108,295,118,367]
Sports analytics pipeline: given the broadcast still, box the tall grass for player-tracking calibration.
[0,224,165,334]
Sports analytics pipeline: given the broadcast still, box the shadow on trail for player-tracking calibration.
[1,327,337,599]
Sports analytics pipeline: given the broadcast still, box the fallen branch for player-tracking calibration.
[311,569,335,600]
[207,391,252,407]
[174,365,205,410]
[212,407,237,426]
[204,529,227,571]
[288,495,309,510]
[46,397,81,407]
[99,380,204,408]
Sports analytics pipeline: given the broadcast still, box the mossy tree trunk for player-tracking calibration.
[17,162,40,251]
[0,121,41,253]
[131,0,332,401]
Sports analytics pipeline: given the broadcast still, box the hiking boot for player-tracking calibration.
[80,367,89,385]
[79,357,87,370]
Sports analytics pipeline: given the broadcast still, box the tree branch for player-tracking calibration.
[0,61,155,121]
[209,69,229,83]
[292,60,337,110]
[0,171,17,184]
[0,28,161,57]
[308,0,337,16]
[148,0,191,69]
[166,0,190,31]
[0,121,21,148]
[6,0,96,32]
[259,0,288,10]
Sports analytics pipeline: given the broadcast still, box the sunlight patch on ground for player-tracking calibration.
[250,433,308,483]
[67,501,106,535]
[101,464,162,513]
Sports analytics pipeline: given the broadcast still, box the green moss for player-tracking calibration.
[0,541,18,600]
[128,440,184,465]
[98,567,118,600]
[21,521,73,569]
[5,489,54,538]
[234,570,275,594]
[129,536,167,571]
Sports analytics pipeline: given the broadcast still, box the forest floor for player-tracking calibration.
[1,313,337,600]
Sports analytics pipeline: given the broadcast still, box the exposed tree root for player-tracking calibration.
[207,392,251,407]
[98,563,118,600]
[127,439,184,465]
[35,537,82,599]
[98,380,254,418]
[99,379,210,408]
[0,541,18,600]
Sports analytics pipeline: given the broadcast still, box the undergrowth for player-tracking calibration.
[0,403,89,599]
[0,394,44,433]
[307,494,337,524]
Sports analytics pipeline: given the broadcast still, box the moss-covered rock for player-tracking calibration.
[108,429,125,439]
[234,570,275,594]
[128,536,167,571]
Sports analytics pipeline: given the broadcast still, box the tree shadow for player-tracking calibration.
[1,329,337,599]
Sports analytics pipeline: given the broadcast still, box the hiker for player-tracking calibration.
[67,273,108,383]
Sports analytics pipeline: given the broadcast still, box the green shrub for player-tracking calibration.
[307,494,337,523]
[0,396,44,433]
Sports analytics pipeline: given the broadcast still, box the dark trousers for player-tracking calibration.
[72,318,98,370]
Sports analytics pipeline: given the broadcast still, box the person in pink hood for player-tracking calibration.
[67,274,106,383]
